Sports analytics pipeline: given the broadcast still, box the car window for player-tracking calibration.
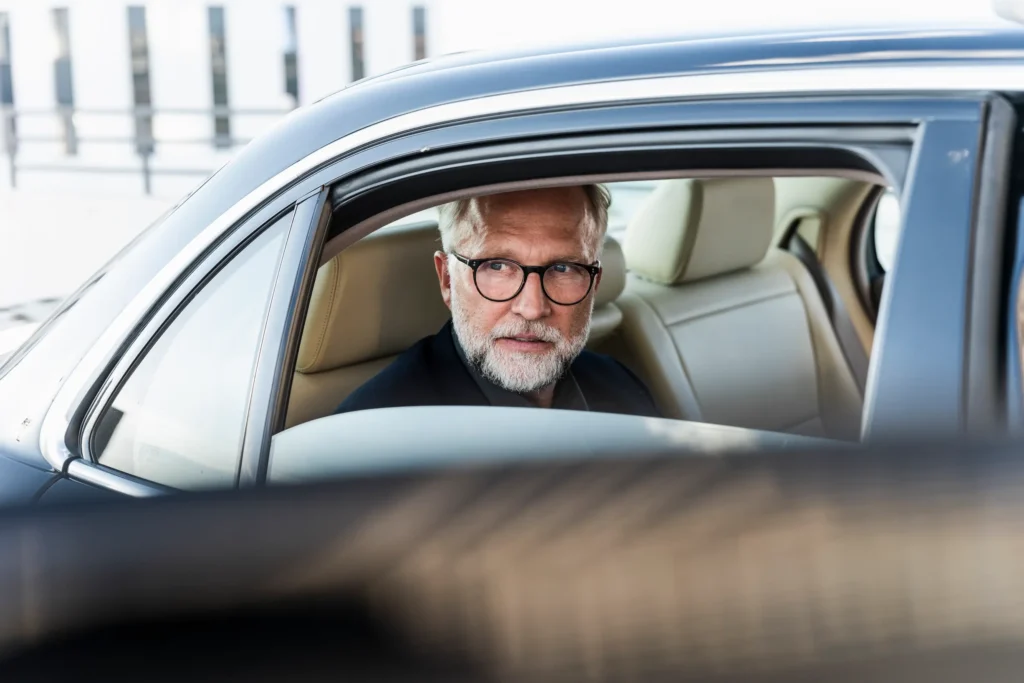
[873,189,900,272]
[91,212,291,490]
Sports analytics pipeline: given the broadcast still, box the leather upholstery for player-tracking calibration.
[618,178,863,440]
[295,223,451,375]
[623,177,775,285]
[286,223,627,427]
[589,236,626,343]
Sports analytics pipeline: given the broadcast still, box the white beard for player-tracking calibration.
[450,284,590,395]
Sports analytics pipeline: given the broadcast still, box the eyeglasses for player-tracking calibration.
[451,252,601,306]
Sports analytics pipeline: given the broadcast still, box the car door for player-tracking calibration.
[42,84,1012,498]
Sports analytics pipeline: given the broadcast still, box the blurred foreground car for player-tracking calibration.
[0,441,1024,681]
[1,21,1024,501]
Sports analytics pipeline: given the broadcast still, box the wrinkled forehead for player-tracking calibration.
[472,187,590,242]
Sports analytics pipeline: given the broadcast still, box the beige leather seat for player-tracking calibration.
[286,222,629,428]
[618,178,863,440]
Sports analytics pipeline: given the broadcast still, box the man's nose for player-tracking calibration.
[511,272,550,319]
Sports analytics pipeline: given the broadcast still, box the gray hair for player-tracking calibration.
[437,184,611,261]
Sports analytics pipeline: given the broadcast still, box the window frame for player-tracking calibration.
[72,191,328,493]
[62,92,1003,495]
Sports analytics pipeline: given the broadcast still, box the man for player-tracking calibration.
[335,185,660,417]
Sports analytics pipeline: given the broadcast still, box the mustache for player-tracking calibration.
[489,319,564,344]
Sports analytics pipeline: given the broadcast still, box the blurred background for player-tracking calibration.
[0,0,1002,347]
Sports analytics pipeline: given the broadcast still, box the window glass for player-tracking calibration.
[92,213,291,490]
[873,189,900,272]
[412,6,426,60]
[0,12,14,107]
[349,7,365,81]
[127,6,153,154]
[52,7,76,154]
[208,6,231,148]
[283,5,299,107]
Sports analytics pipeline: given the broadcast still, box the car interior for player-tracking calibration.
[284,173,896,442]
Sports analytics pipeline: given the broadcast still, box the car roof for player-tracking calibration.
[359,21,1024,90]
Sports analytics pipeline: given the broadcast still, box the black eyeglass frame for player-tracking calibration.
[450,251,602,306]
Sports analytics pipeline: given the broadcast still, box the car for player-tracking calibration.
[0,20,1022,503]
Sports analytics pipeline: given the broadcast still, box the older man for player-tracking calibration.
[335,185,660,416]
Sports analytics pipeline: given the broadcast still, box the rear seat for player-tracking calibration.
[617,178,863,440]
[286,222,628,428]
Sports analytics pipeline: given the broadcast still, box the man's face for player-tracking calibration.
[434,187,601,394]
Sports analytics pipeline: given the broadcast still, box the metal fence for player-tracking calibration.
[0,105,291,195]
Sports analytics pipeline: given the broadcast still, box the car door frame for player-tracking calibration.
[45,85,1008,495]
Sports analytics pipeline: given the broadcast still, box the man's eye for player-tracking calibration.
[552,263,569,273]
[487,261,505,271]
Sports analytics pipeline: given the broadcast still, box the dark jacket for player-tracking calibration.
[335,321,661,417]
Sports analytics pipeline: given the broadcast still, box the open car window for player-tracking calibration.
[282,172,881,487]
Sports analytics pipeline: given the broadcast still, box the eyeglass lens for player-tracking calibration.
[475,259,592,304]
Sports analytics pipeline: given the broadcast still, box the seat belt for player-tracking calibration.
[786,232,870,393]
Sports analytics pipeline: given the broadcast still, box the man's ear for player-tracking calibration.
[593,268,603,296]
[434,251,452,310]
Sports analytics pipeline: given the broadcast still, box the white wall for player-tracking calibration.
[296,1,350,104]
[0,0,437,199]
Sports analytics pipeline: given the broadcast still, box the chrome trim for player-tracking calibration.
[66,459,168,497]
[40,62,1024,469]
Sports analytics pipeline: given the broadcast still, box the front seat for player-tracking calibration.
[617,177,863,440]
[286,221,629,428]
